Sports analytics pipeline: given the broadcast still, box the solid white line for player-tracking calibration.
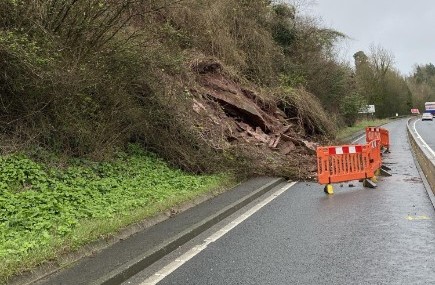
[413,119,435,157]
[138,182,297,285]
[351,134,366,144]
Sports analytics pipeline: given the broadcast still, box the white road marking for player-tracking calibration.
[138,182,297,285]
[413,119,435,157]
[351,134,366,144]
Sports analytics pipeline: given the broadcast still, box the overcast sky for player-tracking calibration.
[299,0,435,76]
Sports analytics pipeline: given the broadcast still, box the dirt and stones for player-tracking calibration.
[188,59,319,179]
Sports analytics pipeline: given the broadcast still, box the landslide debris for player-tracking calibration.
[187,58,323,179]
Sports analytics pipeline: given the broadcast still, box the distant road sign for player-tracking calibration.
[359,105,375,114]
[411,108,420,114]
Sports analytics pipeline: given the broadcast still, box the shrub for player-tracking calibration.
[274,88,337,137]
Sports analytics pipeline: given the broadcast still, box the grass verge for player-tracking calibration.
[0,145,232,283]
[336,118,391,142]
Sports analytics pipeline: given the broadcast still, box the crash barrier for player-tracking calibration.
[407,118,435,195]
[317,139,390,194]
[366,127,390,152]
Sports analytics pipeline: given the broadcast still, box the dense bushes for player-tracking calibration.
[0,1,139,153]
[5,0,414,175]
[0,0,341,172]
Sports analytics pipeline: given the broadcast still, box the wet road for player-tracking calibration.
[125,119,435,285]
[414,118,435,153]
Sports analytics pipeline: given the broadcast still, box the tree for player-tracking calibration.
[353,46,411,117]
[340,92,366,126]
[369,44,394,79]
[408,63,435,111]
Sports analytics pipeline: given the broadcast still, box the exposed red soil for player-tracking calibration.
[189,59,318,179]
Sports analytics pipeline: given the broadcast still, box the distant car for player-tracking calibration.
[422,112,434,121]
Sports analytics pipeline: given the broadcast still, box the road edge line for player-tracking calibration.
[93,177,287,285]
[140,182,297,285]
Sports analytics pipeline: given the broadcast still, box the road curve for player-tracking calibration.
[414,118,435,154]
[125,119,435,285]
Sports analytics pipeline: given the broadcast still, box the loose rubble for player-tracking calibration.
[189,59,319,179]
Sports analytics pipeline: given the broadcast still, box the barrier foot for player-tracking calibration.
[380,168,392,177]
[370,175,378,183]
[363,179,377,188]
[381,165,392,171]
[324,184,334,195]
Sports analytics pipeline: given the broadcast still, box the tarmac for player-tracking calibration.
[30,177,286,285]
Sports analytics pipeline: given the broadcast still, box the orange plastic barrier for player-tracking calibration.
[368,139,382,173]
[317,144,375,185]
[380,129,390,151]
[366,127,381,143]
[366,127,390,151]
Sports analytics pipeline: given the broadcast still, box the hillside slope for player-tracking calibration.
[0,1,339,180]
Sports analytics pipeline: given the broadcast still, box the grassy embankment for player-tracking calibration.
[0,145,230,283]
[336,119,391,142]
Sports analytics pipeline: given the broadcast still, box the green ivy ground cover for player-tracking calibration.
[0,145,229,282]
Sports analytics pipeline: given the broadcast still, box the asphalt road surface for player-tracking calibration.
[414,118,435,154]
[125,119,435,285]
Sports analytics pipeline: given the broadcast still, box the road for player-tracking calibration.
[414,118,435,154]
[123,119,435,285]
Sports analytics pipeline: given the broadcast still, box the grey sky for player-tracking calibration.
[301,0,435,76]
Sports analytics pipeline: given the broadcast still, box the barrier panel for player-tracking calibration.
[368,139,382,173]
[380,128,390,151]
[366,127,390,151]
[317,144,374,190]
[366,127,380,143]
[317,140,383,194]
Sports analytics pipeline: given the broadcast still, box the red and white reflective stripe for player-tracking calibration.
[368,127,380,132]
[328,145,363,155]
